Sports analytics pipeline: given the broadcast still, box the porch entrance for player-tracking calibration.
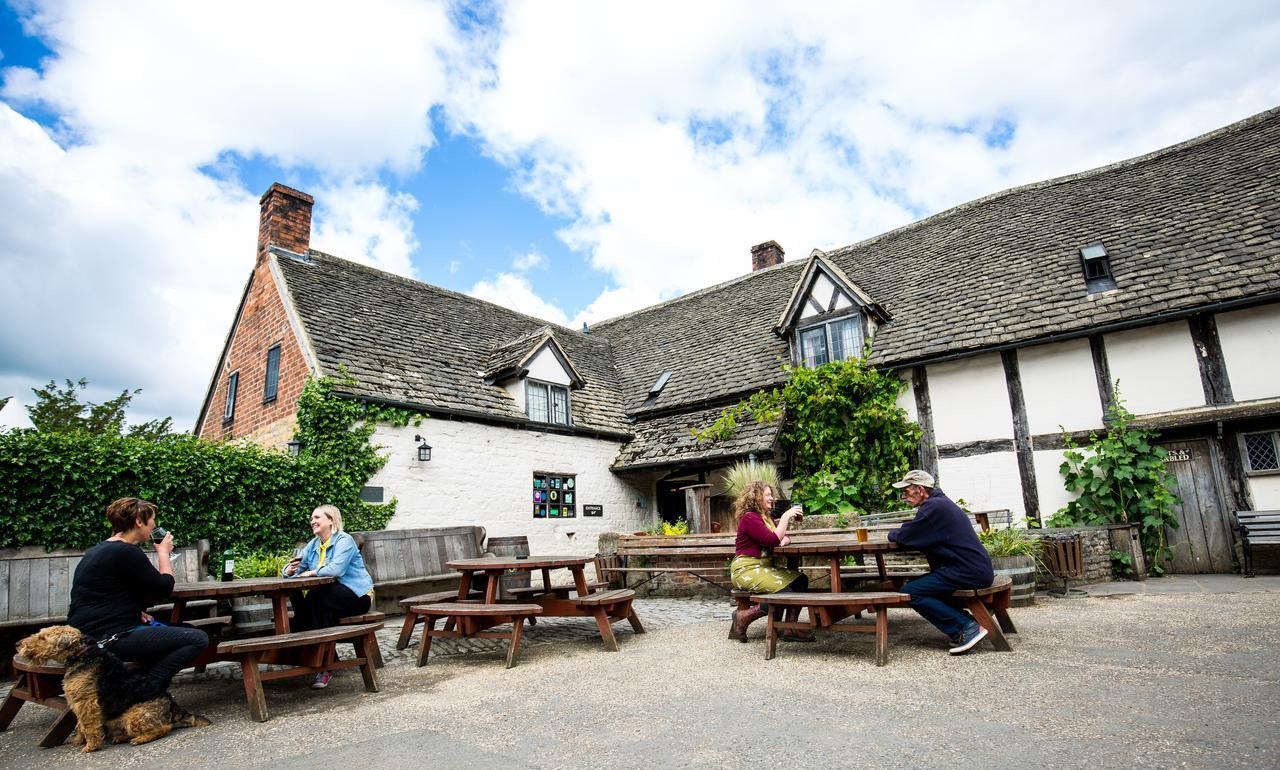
[1158,438,1234,573]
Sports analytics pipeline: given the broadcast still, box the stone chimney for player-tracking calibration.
[257,183,314,265]
[751,240,784,271]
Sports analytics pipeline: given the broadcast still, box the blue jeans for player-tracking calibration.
[901,571,977,640]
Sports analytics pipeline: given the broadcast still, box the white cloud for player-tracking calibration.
[311,180,420,277]
[511,250,545,272]
[468,273,569,327]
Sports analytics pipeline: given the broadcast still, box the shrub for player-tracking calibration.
[718,460,780,500]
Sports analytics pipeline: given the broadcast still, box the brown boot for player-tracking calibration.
[732,605,767,642]
[780,606,816,642]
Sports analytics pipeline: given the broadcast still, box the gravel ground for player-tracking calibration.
[2,591,1277,769]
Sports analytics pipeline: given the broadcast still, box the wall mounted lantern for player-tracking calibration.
[415,434,432,462]
[286,440,302,457]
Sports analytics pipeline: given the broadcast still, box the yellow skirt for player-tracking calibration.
[730,555,802,593]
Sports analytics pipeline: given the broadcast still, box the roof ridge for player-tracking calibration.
[298,249,601,344]
[826,104,1280,259]
[592,258,804,330]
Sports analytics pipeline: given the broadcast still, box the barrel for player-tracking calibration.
[487,535,531,599]
[990,556,1036,607]
[230,596,275,636]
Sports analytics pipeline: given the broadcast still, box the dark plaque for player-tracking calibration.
[583,504,603,517]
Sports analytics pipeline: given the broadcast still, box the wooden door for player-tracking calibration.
[1158,439,1234,573]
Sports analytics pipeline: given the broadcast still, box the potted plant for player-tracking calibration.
[229,552,291,635]
[978,527,1041,607]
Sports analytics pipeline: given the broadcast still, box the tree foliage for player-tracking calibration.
[1046,388,1181,575]
[695,358,921,517]
[26,378,173,439]
[0,373,422,565]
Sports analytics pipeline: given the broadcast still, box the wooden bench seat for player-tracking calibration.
[567,589,644,651]
[1235,510,1280,576]
[216,622,382,722]
[0,656,146,747]
[338,612,387,668]
[750,592,912,665]
[409,603,543,668]
[396,590,485,650]
[947,574,1017,652]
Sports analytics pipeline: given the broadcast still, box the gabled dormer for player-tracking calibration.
[775,251,890,367]
[484,326,586,426]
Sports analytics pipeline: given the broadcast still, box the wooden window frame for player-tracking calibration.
[525,379,572,426]
[263,344,282,403]
[1240,430,1280,477]
[795,311,864,368]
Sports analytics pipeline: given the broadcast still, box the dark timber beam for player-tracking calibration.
[1187,314,1234,406]
[938,439,1015,458]
[911,366,939,481]
[1089,335,1114,416]
[1002,350,1040,523]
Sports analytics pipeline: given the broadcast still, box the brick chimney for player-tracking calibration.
[257,183,314,265]
[751,240,784,271]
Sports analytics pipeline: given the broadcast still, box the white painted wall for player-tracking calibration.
[1248,476,1280,509]
[368,420,649,556]
[937,451,1025,521]
[896,373,918,424]
[1018,339,1105,435]
[928,352,1014,444]
[1032,448,1077,519]
[525,345,573,385]
[1215,304,1280,402]
[1104,323,1204,414]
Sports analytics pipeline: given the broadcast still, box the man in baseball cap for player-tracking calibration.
[888,469,995,655]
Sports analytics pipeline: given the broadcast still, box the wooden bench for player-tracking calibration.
[396,589,486,649]
[410,603,543,668]
[750,592,912,665]
[1235,510,1280,576]
[216,622,383,722]
[352,526,489,613]
[0,655,149,747]
[568,588,644,651]
[947,573,1017,652]
[338,612,387,668]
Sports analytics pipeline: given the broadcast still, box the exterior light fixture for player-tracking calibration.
[415,434,432,462]
[286,440,302,457]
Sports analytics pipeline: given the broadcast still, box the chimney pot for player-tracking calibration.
[257,183,314,264]
[751,240,785,271]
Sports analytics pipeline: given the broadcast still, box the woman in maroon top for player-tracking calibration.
[729,480,811,641]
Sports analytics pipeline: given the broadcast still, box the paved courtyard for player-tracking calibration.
[2,578,1278,769]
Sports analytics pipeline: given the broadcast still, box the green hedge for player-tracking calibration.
[0,429,394,562]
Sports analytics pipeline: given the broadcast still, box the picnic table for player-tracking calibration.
[775,536,912,591]
[168,575,334,634]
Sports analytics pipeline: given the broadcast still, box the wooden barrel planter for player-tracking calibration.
[990,555,1036,607]
[487,535,531,599]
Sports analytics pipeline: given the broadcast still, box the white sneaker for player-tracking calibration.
[949,625,988,655]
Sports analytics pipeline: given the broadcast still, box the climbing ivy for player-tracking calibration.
[695,358,921,517]
[1046,388,1181,575]
[0,371,423,567]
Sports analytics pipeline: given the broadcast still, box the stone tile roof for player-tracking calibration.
[274,252,631,436]
[482,326,586,387]
[829,106,1280,367]
[611,403,783,471]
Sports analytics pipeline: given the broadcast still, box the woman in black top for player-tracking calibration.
[67,498,208,691]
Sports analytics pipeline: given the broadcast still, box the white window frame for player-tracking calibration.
[1240,430,1280,476]
[525,379,571,426]
[795,313,864,368]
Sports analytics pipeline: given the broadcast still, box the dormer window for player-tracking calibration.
[1080,243,1116,293]
[798,315,863,367]
[526,379,571,425]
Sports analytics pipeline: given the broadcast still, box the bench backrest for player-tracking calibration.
[353,526,488,585]
[1235,510,1280,535]
[0,541,207,625]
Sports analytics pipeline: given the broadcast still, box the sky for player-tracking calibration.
[2,1,1279,432]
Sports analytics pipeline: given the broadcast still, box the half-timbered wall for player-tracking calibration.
[928,353,1014,444]
[1216,304,1280,402]
[1103,324,1204,413]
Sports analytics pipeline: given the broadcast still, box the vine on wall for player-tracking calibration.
[0,372,423,565]
[694,358,921,517]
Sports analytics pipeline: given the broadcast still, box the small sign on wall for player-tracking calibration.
[583,504,603,517]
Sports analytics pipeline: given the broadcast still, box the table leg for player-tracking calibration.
[874,607,889,667]
[541,568,553,591]
[168,599,186,624]
[240,652,269,723]
[485,571,500,604]
[591,608,619,652]
[875,554,888,582]
[571,567,590,597]
[271,592,291,634]
[457,569,474,600]
[829,558,842,593]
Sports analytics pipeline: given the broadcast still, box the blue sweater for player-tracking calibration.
[888,488,994,586]
[284,531,374,597]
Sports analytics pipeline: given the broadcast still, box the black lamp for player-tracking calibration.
[415,434,432,462]
[286,440,302,457]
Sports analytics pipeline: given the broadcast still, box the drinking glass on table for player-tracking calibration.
[151,526,180,562]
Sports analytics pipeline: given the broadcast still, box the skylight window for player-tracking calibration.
[1080,243,1116,293]
[649,371,672,396]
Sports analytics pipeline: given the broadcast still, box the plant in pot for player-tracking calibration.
[978,527,1041,607]
[229,552,291,635]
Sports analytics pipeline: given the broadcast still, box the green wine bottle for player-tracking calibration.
[221,548,235,582]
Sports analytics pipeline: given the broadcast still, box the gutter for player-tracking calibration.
[329,390,635,442]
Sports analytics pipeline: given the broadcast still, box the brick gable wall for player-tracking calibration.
[196,184,314,446]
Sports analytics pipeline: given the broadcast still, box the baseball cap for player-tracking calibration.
[891,469,935,489]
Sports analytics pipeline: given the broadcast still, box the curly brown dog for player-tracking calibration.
[17,625,211,752]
